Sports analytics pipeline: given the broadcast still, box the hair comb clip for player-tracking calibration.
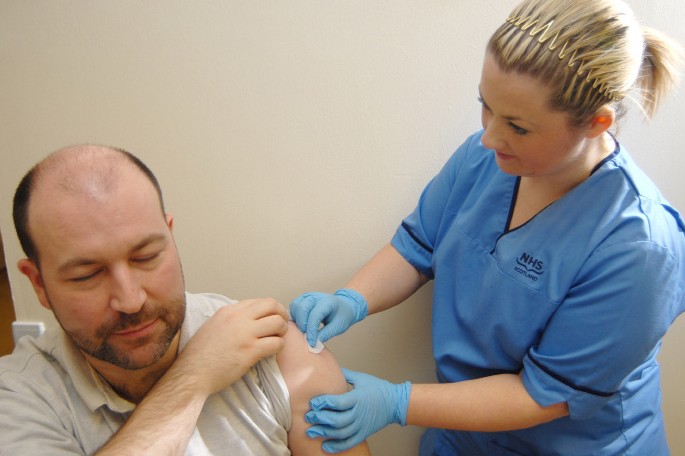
[505,14,618,101]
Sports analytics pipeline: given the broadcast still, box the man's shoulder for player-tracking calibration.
[185,292,237,312]
[0,330,71,394]
[275,322,373,454]
[184,291,240,321]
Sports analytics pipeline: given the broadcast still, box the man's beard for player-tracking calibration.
[53,293,186,370]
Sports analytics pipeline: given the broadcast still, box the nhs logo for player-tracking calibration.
[514,252,544,282]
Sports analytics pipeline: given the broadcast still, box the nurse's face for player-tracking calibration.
[478,52,593,182]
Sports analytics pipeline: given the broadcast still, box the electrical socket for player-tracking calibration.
[12,321,46,344]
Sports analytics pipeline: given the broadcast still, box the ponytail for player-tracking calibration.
[636,27,683,120]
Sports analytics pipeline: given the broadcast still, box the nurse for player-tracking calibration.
[290,0,685,454]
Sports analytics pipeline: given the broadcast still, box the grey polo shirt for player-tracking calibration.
[0,292,291,455]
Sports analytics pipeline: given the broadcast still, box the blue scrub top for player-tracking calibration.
[392,130,685,455]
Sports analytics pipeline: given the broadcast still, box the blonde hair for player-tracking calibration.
[487,0,683,126]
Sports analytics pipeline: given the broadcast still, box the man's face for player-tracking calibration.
[22,167,186,371]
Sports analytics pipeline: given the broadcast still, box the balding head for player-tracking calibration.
[13,145,165,265]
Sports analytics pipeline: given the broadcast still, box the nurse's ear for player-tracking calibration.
[586,105,615,138]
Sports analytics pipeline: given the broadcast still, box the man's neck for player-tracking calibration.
[84,334,181,404]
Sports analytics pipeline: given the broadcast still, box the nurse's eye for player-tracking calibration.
[477,96,490,111]
[509,122,528,136]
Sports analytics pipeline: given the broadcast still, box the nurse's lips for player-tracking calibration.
[495,150,514,160]
[112,319,158,338]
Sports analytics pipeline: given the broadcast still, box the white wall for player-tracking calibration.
[0,1,683,454]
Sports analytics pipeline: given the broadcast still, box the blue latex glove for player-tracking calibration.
[305,368,411,453]
[289,289,368,348]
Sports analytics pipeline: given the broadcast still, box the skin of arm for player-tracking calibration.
[94,365,209,455]
[407,373,568,432]
[345,244,429,315]
[95,298,289,455]
[278,322,371,456]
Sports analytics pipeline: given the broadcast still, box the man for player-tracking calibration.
[0,145,370,455]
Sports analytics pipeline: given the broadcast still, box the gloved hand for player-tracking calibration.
[305,368,411,453]
[289,289,368,348]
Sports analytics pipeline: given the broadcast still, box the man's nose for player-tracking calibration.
[109,265,146,314]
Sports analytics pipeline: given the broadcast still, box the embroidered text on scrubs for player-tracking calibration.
[514,252,544,282]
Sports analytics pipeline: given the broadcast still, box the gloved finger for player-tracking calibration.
[309,390,357,412]
[305,407,358,428]
[322,434,366,454]
[305,323,323,349]
[306,418,361,441]
[305,301,335,347]
[289,293,318,333]
[316,322,341,344]
[340,368,369,386]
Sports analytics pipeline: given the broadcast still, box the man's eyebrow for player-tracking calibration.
[130,233,168,252]
[56,233,168,274]
[57,258,98,275]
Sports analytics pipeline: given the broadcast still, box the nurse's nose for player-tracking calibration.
[109,265,146,314]
[480,121,505,152]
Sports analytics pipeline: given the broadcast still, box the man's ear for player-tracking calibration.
[166,213,174,232]
[586,105,615,139]
[17,258,52,311]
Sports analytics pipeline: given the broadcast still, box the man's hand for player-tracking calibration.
[177,298,289,396]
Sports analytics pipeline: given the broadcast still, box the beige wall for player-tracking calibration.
[0,1,683,454]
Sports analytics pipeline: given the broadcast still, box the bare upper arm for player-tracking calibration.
[276,322,371,456]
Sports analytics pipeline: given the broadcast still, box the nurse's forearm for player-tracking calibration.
[406,373,568,431]
[344,244,428,315]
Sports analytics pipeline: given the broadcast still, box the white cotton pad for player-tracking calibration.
[305,333,325,354]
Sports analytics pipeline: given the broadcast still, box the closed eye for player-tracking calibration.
[70,270,102,282]
[132,253,160,264]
